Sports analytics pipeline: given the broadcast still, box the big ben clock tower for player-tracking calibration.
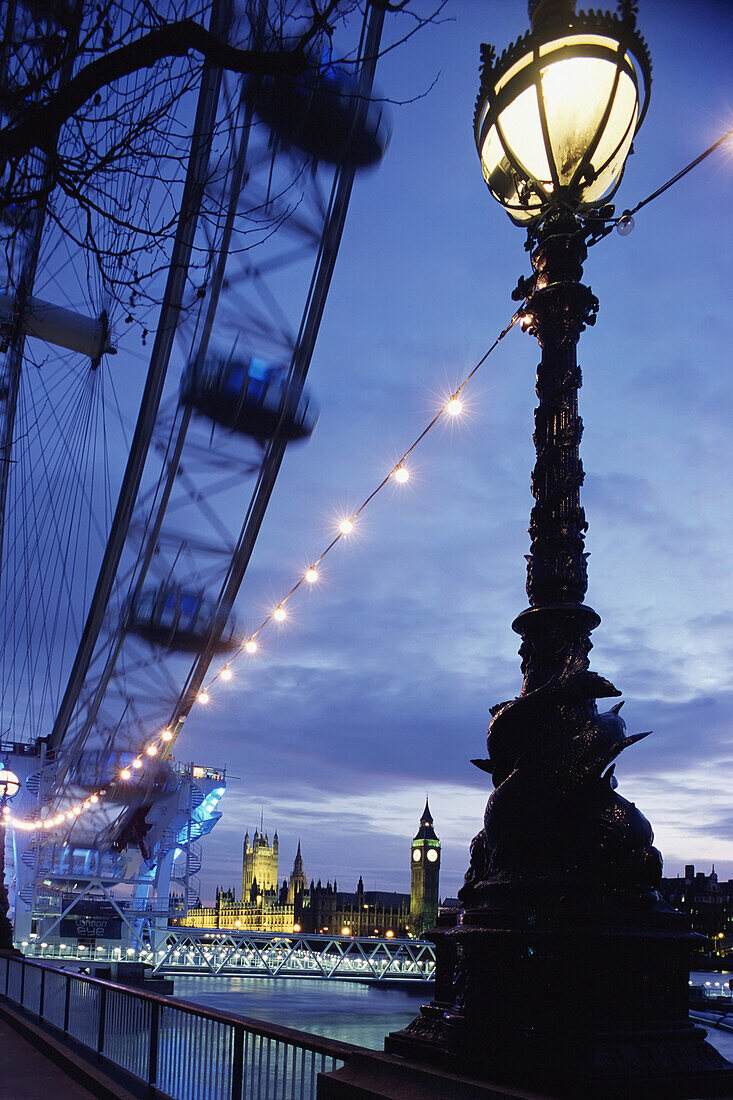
[410,798,440,936]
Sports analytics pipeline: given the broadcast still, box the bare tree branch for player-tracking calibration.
[1,20,310,164]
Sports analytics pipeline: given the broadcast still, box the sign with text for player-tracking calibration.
[60,914,122,940]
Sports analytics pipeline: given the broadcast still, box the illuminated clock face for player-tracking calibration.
[412,848,422,862]
[426,848,438,863]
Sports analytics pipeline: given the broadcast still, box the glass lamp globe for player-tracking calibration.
[0,769,20,799]
[475,1,651,224]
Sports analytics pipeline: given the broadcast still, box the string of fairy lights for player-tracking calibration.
[3,727,175,832]
[195,309,522,703]
[4,309,522,832]
[6,123,731,834]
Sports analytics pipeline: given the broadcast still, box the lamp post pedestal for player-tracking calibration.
[384,212,733,1097]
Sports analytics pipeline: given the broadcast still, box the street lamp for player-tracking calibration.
[0,768,19,952]
[387,3,733,1095]
[475,0,650,225]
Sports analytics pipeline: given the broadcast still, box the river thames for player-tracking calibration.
[171,970,733,1061]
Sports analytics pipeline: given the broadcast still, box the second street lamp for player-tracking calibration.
[0,768,20,953]
[387,2,733,1097]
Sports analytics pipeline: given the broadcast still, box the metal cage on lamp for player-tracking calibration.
[474,1,651,224]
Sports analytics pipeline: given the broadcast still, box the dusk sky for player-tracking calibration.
[172,0,733,903]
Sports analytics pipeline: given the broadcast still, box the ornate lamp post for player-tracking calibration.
[387,2,733,1096]
[0,768,19,952]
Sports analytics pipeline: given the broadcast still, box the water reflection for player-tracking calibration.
[172,975,426,1050]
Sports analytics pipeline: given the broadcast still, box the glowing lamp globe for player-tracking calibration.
[475,0,651,224]
[0,769,19,799]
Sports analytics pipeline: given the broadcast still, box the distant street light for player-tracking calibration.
[388,2,733,1094]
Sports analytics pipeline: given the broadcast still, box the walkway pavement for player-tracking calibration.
[0,1003,144,1099]
[0,1015,97,1099]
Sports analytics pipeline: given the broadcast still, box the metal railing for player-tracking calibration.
[0,954,361,1098]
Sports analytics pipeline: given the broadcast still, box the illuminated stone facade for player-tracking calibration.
[180,889,296,933]
[179,805,439,938]
[409,798,441,935]
[300,878,410,937]
[241,828,278,900]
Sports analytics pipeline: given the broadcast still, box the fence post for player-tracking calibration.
[97,984,107,1056]
[231,1024,244,1100]
[19,959,25,1005]
[148,999,160,1088]
[39,966,45,1018]
[63,972,71,1036]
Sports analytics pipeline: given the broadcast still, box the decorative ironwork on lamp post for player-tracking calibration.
[387,3,733,1096]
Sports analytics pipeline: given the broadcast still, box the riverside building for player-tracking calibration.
[178,802,441,937]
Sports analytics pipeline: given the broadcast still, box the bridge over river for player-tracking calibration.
[21,928,437,983]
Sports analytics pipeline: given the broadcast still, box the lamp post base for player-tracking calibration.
[386,903,733,1098]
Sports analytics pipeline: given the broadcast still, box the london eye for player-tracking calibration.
[0,0,390,948]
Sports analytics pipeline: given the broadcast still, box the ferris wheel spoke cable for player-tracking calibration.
[9,361,100,734]
[47,0,232,755]
[169,1,387,732]
[4,362,91,667]
[9,369,112,736]
[3,360,97,663]
[53,79,261,783]
[0,5,87,583]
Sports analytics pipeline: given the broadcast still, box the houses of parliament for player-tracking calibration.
[179,800,441,938]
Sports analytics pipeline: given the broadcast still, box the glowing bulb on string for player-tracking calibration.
[244,639,257,655]
[120,769,132,781]
[146,745,158,757]
[616,212,635,236]
[445,396,463,417]
[198,692,210,705]
[220,668,232,681]
[305,568,318,584]
[393,465,409,483]
[338,518,354,535]
[72,806,82,816]
[161,730,173,742]
[273,607,286,622]
[90,795,99,804]
[132,758,143,770]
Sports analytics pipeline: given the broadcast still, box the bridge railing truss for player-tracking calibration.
[153,929,436,980]
[19,929,437,982]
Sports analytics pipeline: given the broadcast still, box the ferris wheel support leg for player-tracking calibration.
[150,849,177,953]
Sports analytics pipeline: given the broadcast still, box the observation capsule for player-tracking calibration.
[124,585,238,653]
[245,59,390,168]
[180,355,317,442]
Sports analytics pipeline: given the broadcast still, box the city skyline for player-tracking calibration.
[174,0,733,901]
